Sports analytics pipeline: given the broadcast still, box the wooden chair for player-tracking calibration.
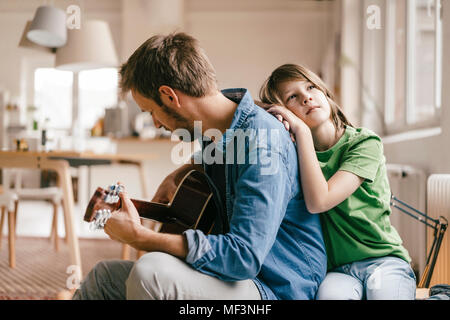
[0,154,81,275]
[2,169,64,251]
[0,191,18,268]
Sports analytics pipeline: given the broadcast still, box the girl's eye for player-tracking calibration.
[287,94,296,102]
[308,85,315,90]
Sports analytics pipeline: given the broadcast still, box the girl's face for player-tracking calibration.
[277,79,332,129]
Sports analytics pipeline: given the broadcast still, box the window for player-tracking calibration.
[384,0,443,134]
[78,68,118,130]
[34,67,118,132]
[34,68,73,129]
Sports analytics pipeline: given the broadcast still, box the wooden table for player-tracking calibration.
[0,150,159,278]
[45,150,157,200]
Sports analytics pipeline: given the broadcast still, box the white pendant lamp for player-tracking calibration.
[55,20,118,72]
[26,5,67,48]
[18,20,55,54]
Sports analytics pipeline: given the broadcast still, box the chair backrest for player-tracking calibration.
[0,154,69,192]
[2,168,40,191]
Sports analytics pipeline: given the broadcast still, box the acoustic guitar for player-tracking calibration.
[84,170,227,235]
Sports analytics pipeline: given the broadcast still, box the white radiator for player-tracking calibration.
[426,174,450,286]
[387,164,427,279]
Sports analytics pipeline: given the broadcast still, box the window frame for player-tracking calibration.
[383,0,443,136]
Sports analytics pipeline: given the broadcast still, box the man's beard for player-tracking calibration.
[159,101,196,141]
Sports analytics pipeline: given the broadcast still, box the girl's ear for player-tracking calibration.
[158,85,180,108]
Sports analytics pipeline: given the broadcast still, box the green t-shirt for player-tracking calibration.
[316,126,411,271]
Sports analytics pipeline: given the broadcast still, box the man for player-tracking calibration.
[73,32,326,300]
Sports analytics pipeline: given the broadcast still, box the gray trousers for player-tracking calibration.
[72,252,261,300]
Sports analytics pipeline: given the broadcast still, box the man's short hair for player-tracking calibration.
[119,32,217,105]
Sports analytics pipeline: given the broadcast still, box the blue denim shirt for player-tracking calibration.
[184,88,326,300]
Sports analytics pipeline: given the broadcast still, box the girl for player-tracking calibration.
[259,63,416,300]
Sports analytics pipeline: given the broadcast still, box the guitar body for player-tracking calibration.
[84,170,220,235]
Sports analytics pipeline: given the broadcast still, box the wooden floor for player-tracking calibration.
[0,236,126,299]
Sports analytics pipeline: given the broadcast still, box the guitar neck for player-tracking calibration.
[84,169,218,235]
[130,199,172,223]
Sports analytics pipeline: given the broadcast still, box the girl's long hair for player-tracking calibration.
[259,64,353,132]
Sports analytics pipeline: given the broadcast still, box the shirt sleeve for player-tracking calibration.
[339,136,383,183]
[183,149,291,281]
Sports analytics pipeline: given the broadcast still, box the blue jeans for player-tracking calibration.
[316,256,416,300]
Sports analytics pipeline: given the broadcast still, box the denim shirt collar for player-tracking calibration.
[214,88,255,154]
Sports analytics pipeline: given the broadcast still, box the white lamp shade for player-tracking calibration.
[18,20,55,54]
[26,6,67,48]
[55,20,119,72]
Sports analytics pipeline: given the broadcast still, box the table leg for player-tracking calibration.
[77,165,89,210]
[0,206,5,250]
[55,162,82,279]
[8,209,16,268]
[138,162,149,199]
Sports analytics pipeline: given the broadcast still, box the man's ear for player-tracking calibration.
[158,85,180,108]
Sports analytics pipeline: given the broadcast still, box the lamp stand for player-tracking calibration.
[71,71,85,151]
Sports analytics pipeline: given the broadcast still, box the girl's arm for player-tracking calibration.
[267,106,364,214]
[294,126,364,213]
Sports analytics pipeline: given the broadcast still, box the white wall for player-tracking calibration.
[121,0,184,62]
[185,0,336,99]
[360,0,386,134]
[339,0,363,126]
[120,0,338,99]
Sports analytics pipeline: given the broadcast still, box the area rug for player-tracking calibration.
[0,236,129,300]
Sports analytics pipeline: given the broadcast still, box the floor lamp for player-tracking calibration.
[55,19,119,150]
